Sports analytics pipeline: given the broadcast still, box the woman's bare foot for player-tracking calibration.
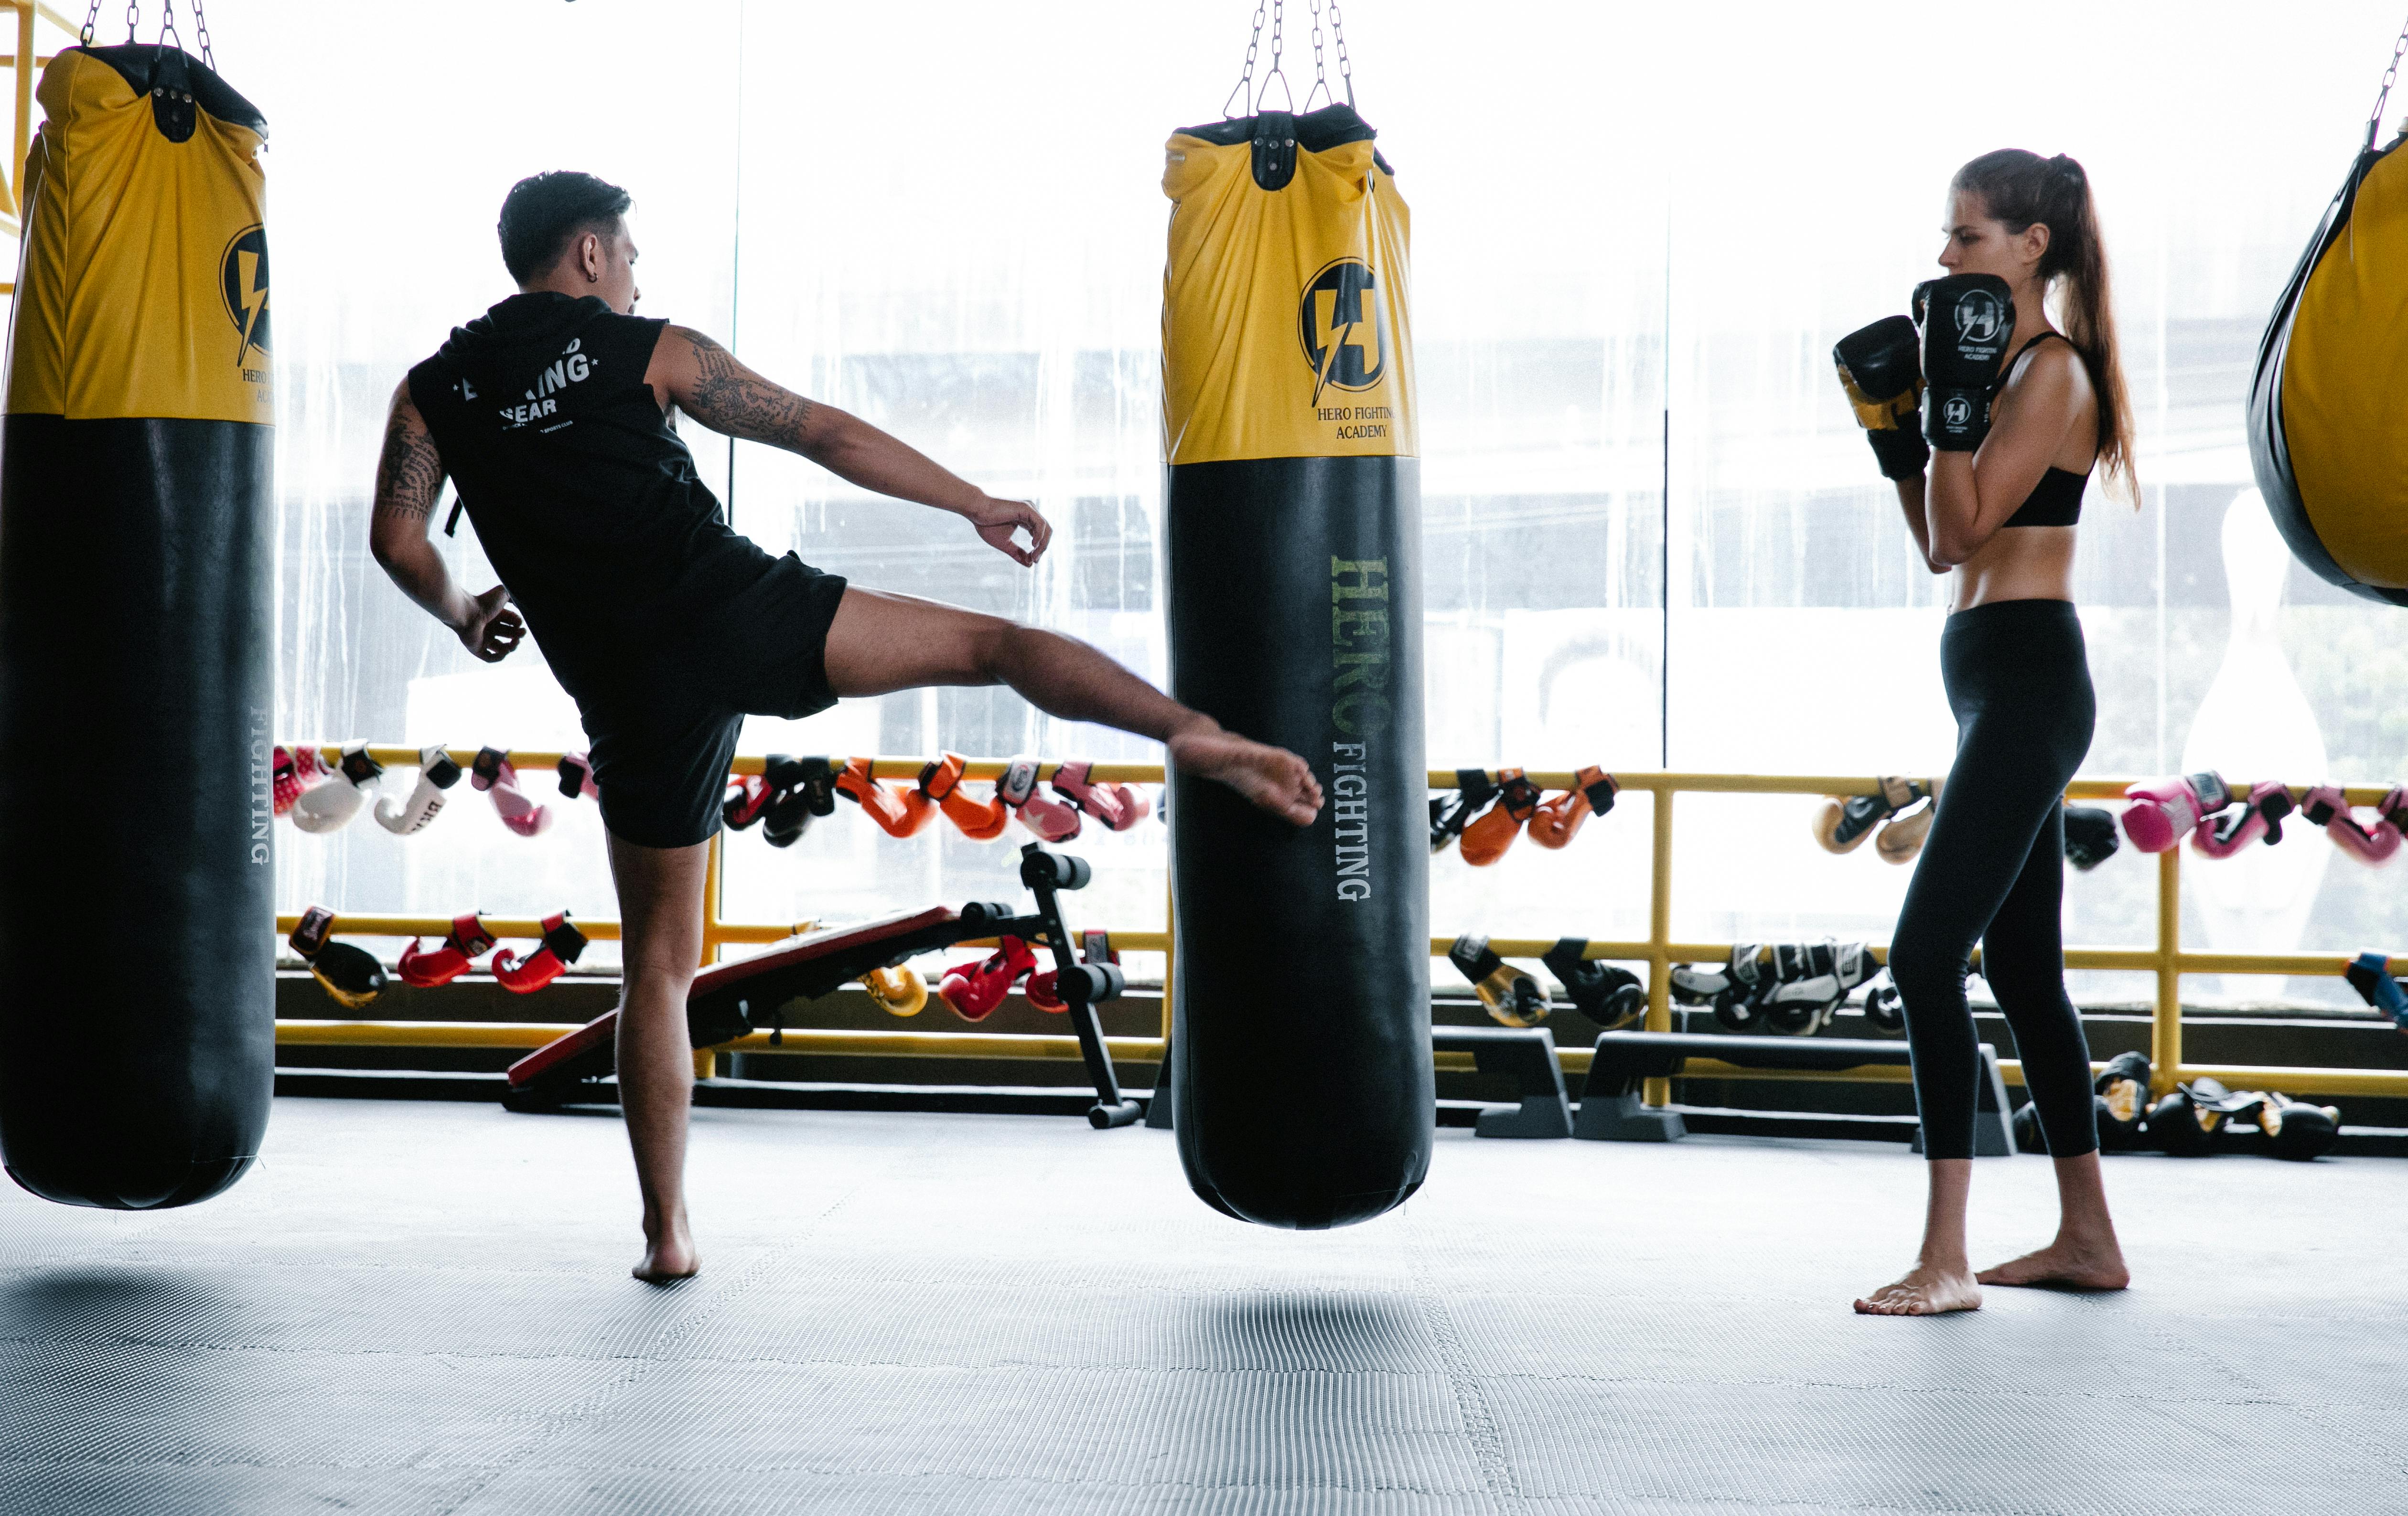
[1854,1263,1982,1316]
[1169,726,1323,827]
[633,1208,698,1284]
[1977,1236,2128,1292]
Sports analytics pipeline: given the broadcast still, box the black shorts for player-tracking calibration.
[580,555,849,849]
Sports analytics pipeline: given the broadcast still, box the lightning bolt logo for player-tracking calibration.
[218,225,271,368]
[234,250,268,364]
[1297,258,1385,400]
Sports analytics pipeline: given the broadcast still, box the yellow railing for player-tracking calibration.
[0,3,79,270]
[276,755,2408,1108]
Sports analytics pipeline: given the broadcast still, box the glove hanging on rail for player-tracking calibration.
[938,936,1039,1022]
[2062,804,2120,870]
[837,757,935,838]
[761,755,838,847]
[398,912,498,988]
[375,744,464,835]
[1527,767,1617,850]
[860,965,929,1017]
[2298,783,2406,866]
[1758,939,1881,1036]
[1051,758,1150,832]
[1814,777,1930,854]
[272,745,316,817]
[1429,768,1499,853]
[723,772,774,831]
[2119,771,2231,853]
[2191,779,2293,859]
[1458,769,1542,866]
[289,905,387,1010]
[1446,934,1551,1028]
[918,752,1010,841]
[491,912,588,994]
[1873,781,1943,865]
[556,751,602,805]
[1540,938,1645,1028]
[290,742,381,834]
[2345,950,2408,1030]
[997,756,1082,842]
[471,747,553,838]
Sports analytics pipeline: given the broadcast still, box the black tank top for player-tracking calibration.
[1998,331,2093,529]
[408,293,780,701]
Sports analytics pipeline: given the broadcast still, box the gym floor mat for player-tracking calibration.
[2,1097,2403,1514]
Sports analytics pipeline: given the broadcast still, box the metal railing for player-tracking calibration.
[276,749,2408,1109]
[0,2,79,284]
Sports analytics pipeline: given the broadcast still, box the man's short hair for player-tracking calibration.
[496,171,633,284]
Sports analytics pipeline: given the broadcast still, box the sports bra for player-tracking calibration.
[1998,331,2094,529]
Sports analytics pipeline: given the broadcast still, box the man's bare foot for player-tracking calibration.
[1169,726,1323,827]
[1977,1237,2129,1292]
[633,1209,698,1284]
[1853,1263,1982,1316]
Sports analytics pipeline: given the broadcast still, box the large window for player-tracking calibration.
[240,2,2408,1004]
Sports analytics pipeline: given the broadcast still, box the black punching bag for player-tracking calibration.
[0,46,275,1207]
[1161,105,1430,1228]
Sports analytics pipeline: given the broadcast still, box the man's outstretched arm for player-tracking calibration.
[368,381,525,662]
[646,326,1051,566]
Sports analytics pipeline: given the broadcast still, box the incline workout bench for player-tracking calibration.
[505,843,1146,1128]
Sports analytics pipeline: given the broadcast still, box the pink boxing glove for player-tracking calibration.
[1050,758,1150,832]
[2192,780,2293,859]
[997,755,1082,842]
[471,747,553,838]
[2120,772,2232,854]
[2300,784,2405,866]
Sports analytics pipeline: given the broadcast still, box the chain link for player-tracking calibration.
[2370,10,2408,148]
[80,0,101,45]
[191,0,213,68]
[1258,0,1290,111]
[157,0,181,55]
[122,0,138,44]
[1221,0,1267,117]
[1328,0,1353,107]
[1303,0,1328,112]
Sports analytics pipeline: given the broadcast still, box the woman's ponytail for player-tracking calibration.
[1952,149,2139,506]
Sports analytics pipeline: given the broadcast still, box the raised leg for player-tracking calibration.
[821,587,1322,826]
[605,831,712,1283]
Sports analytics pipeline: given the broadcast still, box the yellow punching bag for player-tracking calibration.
[2252,122,2408,606]
[1161,102,1431,1229]
[0,43,275,1208]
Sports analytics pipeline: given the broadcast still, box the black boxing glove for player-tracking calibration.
[1833,316,1929,480]
[1918,273,2014,451]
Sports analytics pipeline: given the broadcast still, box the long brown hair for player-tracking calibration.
[1951,149,2138,505]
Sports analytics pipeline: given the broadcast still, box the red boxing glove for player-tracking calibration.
[936,936,1037,1022]
[2192,780,2293,860]
[1459,769,1542,866]
[471,747,553,838]
[398,912,498,988]
[1527,766,1616,850]
[1050,758,1150,832]
[919,752,1010,841]
[557,751,602,804]
[1027,930,1117,1014]
[997,756,1081,842]
[2120,772,2230,854]
[836,757,935,838]
[272,745,308,816]
[723,772,774,830]
[491,911,588,994]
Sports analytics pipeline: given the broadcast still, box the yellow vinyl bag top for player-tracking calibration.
[2280,144,2408,589]
[1162,126,1414,464]
[6,48,270,423]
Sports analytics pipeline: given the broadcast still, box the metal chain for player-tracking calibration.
[79,0,100,45]
[191,0,213,68]
[1303,0,1329,112]
[156,0,180,54]
[1329,0,1353,107]
[1221,0,1266,117]
[2370,10,2408,149]
[1258,0,1290,112]
[121,0,137,44]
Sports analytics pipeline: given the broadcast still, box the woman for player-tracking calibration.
[1856,149,2139,1316]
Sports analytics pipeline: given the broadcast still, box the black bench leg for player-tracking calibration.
[1573,1090,1688,1142]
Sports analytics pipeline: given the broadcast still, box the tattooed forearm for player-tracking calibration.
[373,399,446,525]
[678,330,816,448]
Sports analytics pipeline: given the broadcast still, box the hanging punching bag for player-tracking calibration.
[1161,102,1430,1229]
[2250,122,2408,607]
[0,44,275,1208]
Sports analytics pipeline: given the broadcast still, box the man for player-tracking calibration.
[370,171,1321,1281]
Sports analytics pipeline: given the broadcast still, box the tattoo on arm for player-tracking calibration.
[678,330,816,448]
[373,401,446,526]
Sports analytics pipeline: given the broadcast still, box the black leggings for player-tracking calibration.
[1889,598,2098,1162]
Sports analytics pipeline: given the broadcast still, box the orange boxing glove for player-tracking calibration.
[1527,766,1617,850]
[918,751,1010,841]
[1458,769,1541,866]
[836,757,935,838]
